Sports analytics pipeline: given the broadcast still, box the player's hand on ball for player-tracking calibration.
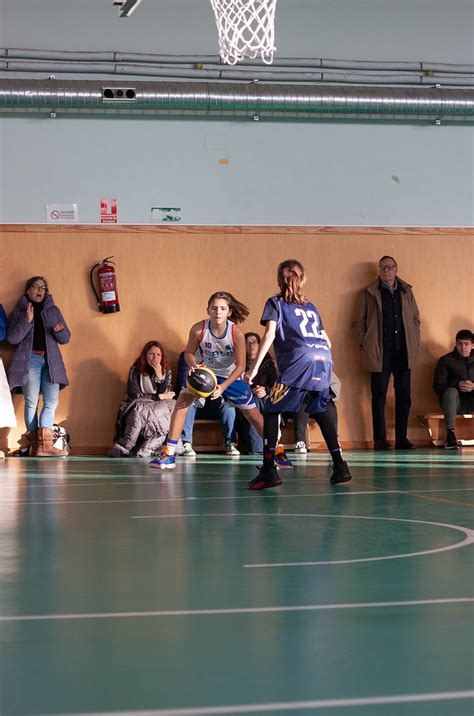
[210,385,223,400]
[188,363,206,375]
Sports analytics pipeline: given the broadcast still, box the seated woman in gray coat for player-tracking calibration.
[109,340,178,457]
[7,276,70,457]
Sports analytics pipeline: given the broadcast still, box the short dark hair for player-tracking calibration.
[244,332,261,344]
[455,329,473,342]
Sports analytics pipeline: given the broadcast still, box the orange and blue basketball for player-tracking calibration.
[186,367,217,398]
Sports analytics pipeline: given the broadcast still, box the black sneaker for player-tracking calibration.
[330,460,352,485]
[248,464,283,491]
[374,440,392,450]
[445,430,459,450]
[395,439,416,450]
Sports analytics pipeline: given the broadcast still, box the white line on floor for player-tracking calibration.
[1,597,472,622]
[240,513,474,567]
[46,689,474,715]
[3,487,474,505]
[1,481,474,491]
[129,512,474,567]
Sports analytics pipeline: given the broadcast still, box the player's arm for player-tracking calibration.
[184,323,203,370]
[211,328,246,397]
[245,320,276,384]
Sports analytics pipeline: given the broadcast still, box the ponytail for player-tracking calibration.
[277,260,307,305]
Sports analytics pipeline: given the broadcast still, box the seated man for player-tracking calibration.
[433,329,474,449]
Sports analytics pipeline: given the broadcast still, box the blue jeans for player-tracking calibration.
[182,400,236,445]
[22,354,60,430]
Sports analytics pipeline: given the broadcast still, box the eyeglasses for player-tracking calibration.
[31,284,47,290]
[379,264,396,272]
[246,340,259,346]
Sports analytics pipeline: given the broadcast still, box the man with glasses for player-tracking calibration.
[352,256,421,450]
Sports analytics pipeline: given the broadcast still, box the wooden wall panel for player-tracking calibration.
[0,225,472,453]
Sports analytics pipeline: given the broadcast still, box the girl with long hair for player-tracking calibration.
[109,341,176,457]
[245,259,352,490]
[150,291,264,469]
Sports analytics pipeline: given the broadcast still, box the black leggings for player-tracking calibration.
[264,400,340,455]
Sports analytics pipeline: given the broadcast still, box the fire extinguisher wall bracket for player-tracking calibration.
[90,257,121,314]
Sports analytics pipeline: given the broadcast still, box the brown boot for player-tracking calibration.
[36,428,67,457]
[19,429,38,456]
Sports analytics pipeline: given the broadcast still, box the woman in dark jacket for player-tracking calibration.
[7,276,70,457]
[109,341,177,457]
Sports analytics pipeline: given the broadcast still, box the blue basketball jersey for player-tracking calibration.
[260,296,333,390]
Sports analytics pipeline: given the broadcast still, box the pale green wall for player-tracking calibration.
[0,0,473,225]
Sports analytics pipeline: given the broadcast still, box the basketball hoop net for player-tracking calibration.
[209,0,277,65]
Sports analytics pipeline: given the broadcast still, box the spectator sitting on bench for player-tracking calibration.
[433,329,474,450]
[176,351,238,456]
[109,341,176,457]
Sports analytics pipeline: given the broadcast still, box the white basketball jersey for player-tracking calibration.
[197,320,236,377]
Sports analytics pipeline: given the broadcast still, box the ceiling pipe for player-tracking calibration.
[2,49,474,75]
[2,62,474,86]
[0,79,473,121]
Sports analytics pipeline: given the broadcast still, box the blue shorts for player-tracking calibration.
[264,383,330,414]
[182,376,256,411]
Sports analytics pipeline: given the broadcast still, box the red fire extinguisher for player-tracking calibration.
[90,257,120,314]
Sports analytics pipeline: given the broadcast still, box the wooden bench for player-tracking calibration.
[192,419,228,452]
[417,413,474,447]
[192,417,333,452]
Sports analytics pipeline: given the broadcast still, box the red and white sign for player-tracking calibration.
[100,198,118,224]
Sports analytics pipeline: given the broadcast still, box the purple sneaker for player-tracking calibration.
[275,448,293,469]
[149,452,176,470]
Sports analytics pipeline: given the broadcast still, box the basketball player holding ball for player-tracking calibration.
[150,291,267,469]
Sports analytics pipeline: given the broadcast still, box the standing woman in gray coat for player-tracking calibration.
[7,276,70,456]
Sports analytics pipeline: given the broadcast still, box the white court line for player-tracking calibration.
[1,597,472,622]
[241,513,474,568]
[47,689,474,715]
[1,481,474,492]
[130,512,474,567]
[4,487,474,506]
[1,491,400,505]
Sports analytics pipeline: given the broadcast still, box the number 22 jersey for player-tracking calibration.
[261,296,333,391]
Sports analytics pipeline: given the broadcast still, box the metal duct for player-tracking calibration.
[0,79,473,121]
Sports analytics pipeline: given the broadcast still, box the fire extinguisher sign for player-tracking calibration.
[100,199,118,224]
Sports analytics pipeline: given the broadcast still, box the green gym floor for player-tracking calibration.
[0,451,473,716]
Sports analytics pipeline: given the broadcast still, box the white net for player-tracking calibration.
[209,0,277,65]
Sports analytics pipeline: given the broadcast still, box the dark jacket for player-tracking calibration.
[0,304,7,342]
[352,277,420,372]
[126,364,173,400]
[433,348,474,397]
[7,294,70,391]
[249,353,277,392]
